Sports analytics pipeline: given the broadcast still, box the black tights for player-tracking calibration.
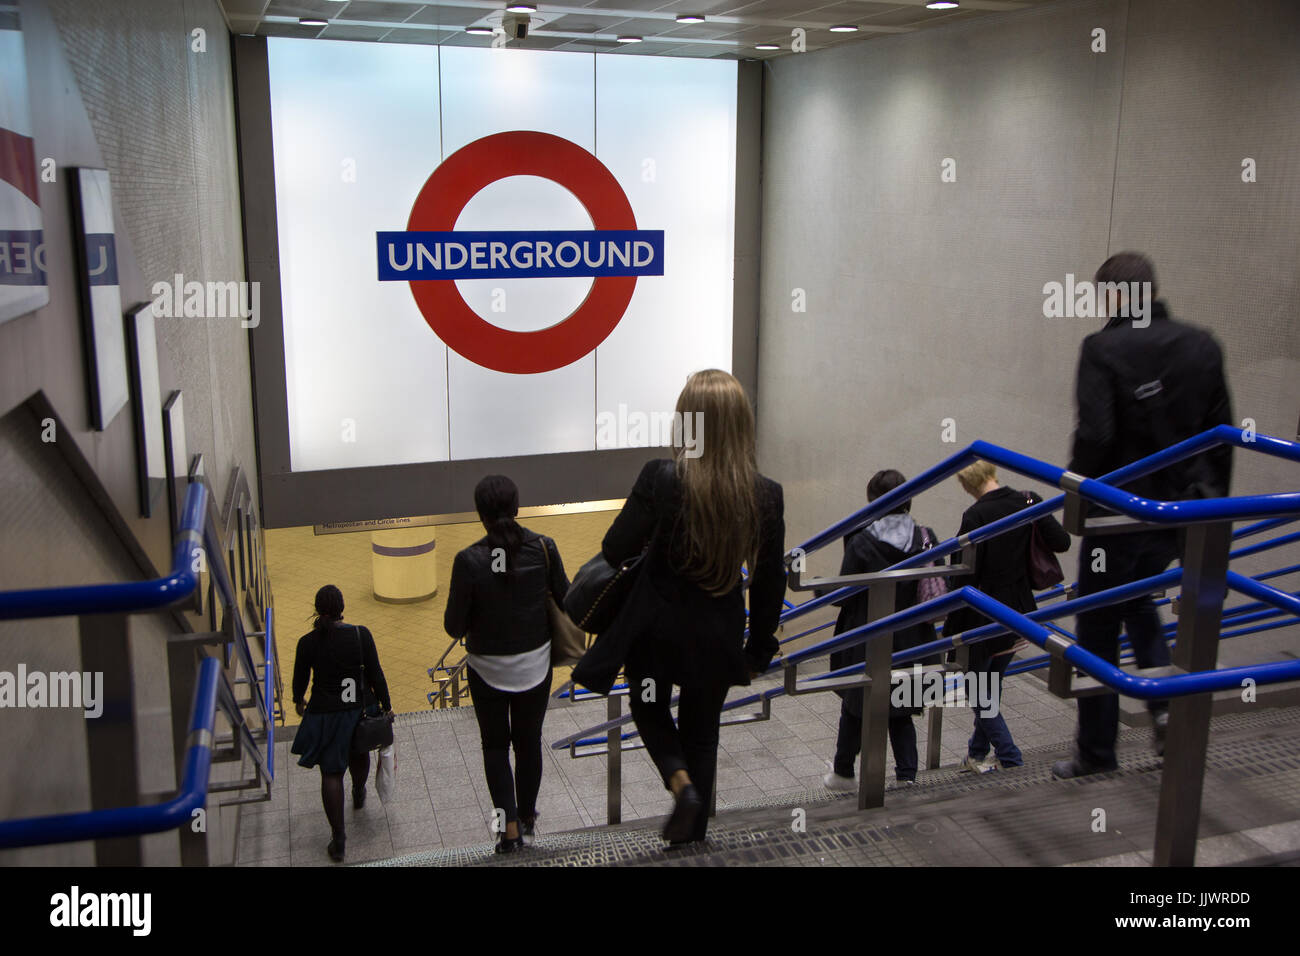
[466,666,552,826]
[320,751,370,839]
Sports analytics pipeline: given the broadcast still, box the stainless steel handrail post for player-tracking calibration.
[925,703,943,770]
[606,690,622,825]
[1154,520,1232,867]
[859,583,895,810]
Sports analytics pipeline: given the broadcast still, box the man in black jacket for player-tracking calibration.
[1054,252,1233,778]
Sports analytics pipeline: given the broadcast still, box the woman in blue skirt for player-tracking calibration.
[291,585,392,862]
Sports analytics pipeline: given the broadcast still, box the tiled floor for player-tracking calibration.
[265,509,619,718]
[236,660,1087,866]
[368,705,1300,868]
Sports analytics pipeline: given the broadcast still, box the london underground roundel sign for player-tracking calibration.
[376,131,664,375]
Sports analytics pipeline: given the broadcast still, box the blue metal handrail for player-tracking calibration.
[0,655,220,849]
[554,427,1300,752]
[554,573,1300,750]
[0,483,206,619]
[264,607,276,776]
[780,427,1300,631]
[795,426,1300,560]
[0,478,278,849]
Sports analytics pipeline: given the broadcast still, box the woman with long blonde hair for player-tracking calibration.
[600,369,786,846]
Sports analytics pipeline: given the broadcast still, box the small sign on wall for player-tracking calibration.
[70,167,128,430]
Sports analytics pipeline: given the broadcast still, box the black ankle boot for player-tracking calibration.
[327,833,346,862]
[495,834,525,854]
[663,784,703,844]
[353,784,366,810]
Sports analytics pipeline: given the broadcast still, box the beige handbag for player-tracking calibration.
[539,538,588,667]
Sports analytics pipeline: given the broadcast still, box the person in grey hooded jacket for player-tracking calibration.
[823,470,942,790]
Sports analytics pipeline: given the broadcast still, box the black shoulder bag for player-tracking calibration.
[349,625,394,755]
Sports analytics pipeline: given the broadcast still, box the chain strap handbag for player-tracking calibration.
[349,625,394,754]
[539,538,589,668]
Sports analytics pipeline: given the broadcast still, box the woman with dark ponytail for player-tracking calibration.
[444,475,569,853]
[290,585,392,863]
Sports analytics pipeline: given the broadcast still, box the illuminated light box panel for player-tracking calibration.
[267,39,737,473]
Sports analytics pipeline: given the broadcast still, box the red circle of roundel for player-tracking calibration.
[406,131,639,375]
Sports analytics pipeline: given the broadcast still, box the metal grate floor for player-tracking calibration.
[361,704,1300,868]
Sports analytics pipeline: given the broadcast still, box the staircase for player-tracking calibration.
[360,705,1300,868]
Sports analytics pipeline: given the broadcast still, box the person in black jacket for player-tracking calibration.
[444,475,569,853]
[945,460,1071,771]
[290,584,392,863]
[1054,252,1233,779]
[822,469,942,791]
[601,369,786,846]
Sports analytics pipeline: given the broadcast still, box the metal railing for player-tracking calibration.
[0,476,280,856]
[0,655,221,849]
[552,425,1300,866]
[428,638,472,709]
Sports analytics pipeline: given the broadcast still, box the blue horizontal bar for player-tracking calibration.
[0,482,206,620]
[0,656,220,849]
[265,607,276,779]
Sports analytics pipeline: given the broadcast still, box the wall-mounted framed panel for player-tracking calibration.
[124,302,165,517]
[0,3,49,326]
[69,167,128,431]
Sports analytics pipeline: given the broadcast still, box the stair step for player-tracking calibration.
[356,705,1300,868]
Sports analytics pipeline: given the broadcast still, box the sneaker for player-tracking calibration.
[1152,711,1169,757]
[326,835,345,863]
[519,813,538,845]
[662,784,703,843]
[823,761,856,791]
[960,754,997,774]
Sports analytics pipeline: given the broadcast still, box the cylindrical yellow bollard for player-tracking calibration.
[370,527,437,604]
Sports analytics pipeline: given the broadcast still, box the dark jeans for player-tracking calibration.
[833,696,918,782]
[626,662,729,842]
[467,665,552,826]
[1074,531,1178,768]
[967,644,1022,767]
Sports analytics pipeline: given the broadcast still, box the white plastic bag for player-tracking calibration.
[376,743,396,804]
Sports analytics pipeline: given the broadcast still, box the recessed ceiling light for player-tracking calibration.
[829,24,858,33]
[506,2,537,11]
[755,43,779,50]
[466,26,494,35]
[299,18,328,26]
[617,35,642,43]
[676,14,706,23]
[926,1,960,9]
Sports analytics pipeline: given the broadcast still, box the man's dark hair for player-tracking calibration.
[867,469,910,514]
[1095,251,1158,299]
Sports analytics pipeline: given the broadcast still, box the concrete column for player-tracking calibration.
[370,527,437,604]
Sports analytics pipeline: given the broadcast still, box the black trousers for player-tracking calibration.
[626,661,729,843]
[1074,531,1178,768]
[466,666,552,826]
[833,696,919,782]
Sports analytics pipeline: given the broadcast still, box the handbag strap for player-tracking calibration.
[353,624,367,709]
[537,536,554,603]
